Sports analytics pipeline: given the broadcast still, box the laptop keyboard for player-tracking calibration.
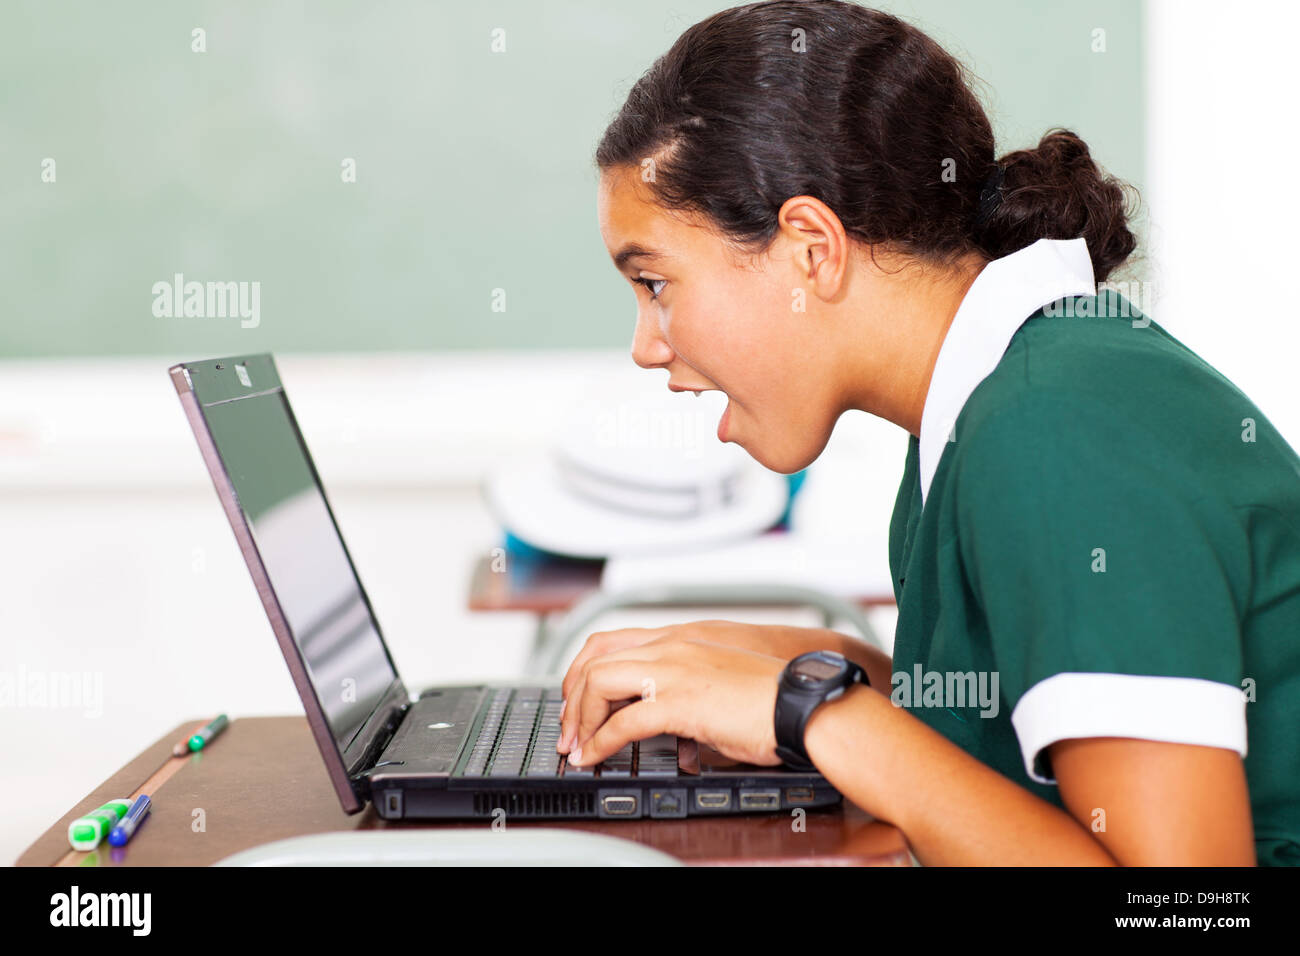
[458,686,679,779]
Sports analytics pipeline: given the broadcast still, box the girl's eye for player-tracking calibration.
[634,277,667,300]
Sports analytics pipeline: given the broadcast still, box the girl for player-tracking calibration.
[556,0,1300,865]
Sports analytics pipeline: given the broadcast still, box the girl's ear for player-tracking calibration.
[776,194,850,299]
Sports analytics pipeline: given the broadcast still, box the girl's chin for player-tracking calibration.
[744,432,826,476]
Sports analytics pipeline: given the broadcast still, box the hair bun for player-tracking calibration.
[977,129,1140,282]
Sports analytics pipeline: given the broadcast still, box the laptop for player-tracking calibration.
[169,353,843,820]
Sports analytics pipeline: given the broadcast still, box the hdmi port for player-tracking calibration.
[602,795,638,816]
[695,791,731,810]
[738,789,780,810]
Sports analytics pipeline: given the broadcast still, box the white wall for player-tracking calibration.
[1146,0,1300,447]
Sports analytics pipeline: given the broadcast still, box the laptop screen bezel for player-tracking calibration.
[169,353,409,813]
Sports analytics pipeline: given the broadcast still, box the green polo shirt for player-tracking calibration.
[888,289,1300,866]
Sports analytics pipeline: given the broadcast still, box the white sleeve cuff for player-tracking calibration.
[1010,672,1248,784]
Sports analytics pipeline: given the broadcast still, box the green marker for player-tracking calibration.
[188,713,229,752]
[67,799,131,851]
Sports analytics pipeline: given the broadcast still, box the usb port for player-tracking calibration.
[785,787,815,804]
[738,789,780,810]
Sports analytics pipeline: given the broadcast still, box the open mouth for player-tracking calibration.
[667,382,731,438]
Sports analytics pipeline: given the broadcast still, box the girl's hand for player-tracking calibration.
[557,637,789,769]
[559,619,794,708]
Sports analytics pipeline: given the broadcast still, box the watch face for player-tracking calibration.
[792,657,843,683]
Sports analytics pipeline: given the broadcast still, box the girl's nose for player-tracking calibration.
[631,314,673,370]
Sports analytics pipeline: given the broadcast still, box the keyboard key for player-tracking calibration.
[599,741,634,777]
[632,734,678,776]
[639,733,677,755]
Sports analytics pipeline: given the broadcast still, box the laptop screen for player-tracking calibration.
[200,386,398,753]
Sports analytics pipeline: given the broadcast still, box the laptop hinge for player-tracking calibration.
[344,680,412,782]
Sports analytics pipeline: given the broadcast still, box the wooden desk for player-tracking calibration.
[17,717,911,867]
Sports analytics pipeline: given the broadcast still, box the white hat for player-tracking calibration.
[483,388,789,559]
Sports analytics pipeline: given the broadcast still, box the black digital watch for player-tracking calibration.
[773,650,869,771]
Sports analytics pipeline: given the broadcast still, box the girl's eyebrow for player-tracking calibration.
[612,242,667,271]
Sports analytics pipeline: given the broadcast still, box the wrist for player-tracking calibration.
[781,625,871,662]
[803,682,901,823]
[803,679,868,750]
[772,624,835,657]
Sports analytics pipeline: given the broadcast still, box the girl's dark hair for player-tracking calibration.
[595,0,1139,283]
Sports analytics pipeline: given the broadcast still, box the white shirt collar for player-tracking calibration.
[918,237,1097,507]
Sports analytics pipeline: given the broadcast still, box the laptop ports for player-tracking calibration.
[785,786,816,805]
[649,788,688,818]
[738,789,780,811]
[599,794,639,817]
[695,790,731,811]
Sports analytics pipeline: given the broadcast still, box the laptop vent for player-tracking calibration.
[472,791,596,817]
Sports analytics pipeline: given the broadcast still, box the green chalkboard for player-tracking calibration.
[0,0,1144,358]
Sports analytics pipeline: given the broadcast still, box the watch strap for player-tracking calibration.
[774,657,867,770]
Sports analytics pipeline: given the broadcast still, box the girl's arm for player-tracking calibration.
[804,683,1256,865]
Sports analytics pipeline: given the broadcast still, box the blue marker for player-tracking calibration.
[107,794,151,847]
